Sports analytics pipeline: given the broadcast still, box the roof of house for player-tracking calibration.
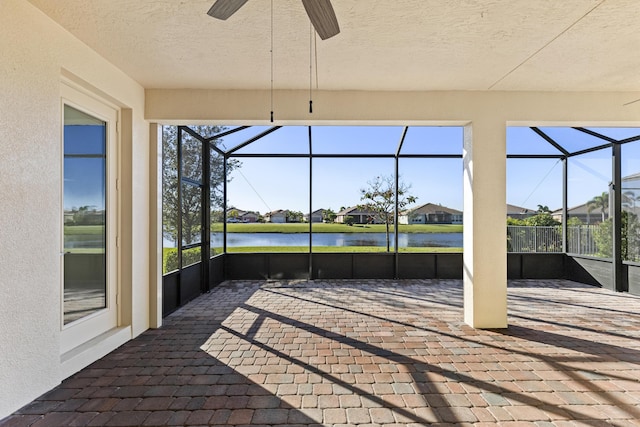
[337,206,377,216]
[506,204,536,215]
[227,208,247,215]
[552,203,593,215]
[402,203,462,216]
[623,172,640,183]
[266,209,288,216]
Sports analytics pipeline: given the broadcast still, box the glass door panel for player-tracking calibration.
[61,85,118,354]
[63,105,107,324]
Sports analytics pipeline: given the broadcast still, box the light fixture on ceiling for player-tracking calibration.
[207,0,340,40]
[309,25,318,114]
[207,0,337,121]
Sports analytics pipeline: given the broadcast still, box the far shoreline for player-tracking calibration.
[215,223,463,234]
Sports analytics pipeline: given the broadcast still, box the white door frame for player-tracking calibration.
[60,82,120,355]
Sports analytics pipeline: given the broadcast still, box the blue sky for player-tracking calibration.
[65,123,640,215]
[224,126,465,213]
[223,126,640,214]
[63,125,106,211]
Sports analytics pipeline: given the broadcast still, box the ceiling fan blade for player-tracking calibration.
[301,0,340,40]
[207,0,249,20]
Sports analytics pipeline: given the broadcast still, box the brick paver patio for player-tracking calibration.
[3,279,640,426]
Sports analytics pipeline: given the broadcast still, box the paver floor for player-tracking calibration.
[3,279,640,426]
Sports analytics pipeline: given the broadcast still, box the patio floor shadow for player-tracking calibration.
[2,278,640,426]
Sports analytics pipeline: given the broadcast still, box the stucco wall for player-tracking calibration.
[0,0,149,418]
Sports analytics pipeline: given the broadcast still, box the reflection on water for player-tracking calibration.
[161,232,463,248]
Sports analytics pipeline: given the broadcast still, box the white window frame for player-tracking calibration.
[60,82,119,355]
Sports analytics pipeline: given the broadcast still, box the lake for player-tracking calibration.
[153,232,462,248]
[67,232,461,250]
[218,232,462,248]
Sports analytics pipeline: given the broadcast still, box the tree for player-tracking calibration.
[322,208,337,223]
[228,209,239,220]
[211,210,224,223]
[623,211,640,262]
[287,210,304,223]
[587,192,609,223]
[524,212,560,227]
[72,205,104,226]
[162,125,240,246]
[623,190,640,209]
[506,212,561,252]
[358,175,417,252]
[593,211,640,260]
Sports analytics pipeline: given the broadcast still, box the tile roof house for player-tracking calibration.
[304,209,325,223]
[399,203,463,224]
[336,206,383,224]
[506,204,537,220]
[227,208,260,223]
[264,209,289,223]
[552,203,608,225]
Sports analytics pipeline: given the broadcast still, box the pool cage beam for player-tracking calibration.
[202,131,211,293]
[562,157,568,253]
[612,142,624,291]
[171,124,640,289]
[308,126,313,279]
[394,127,409,278]
[531,126,637,293]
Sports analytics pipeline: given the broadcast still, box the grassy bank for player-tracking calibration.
[67,223,463,235]
[165,246,461,255]
[64,225,104,235]
[213,223,463,233]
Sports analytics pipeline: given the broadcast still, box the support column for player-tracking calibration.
[463,121,507,328]
[612,143,624,291]
[149,123,163,328]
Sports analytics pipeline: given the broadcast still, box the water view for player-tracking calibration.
[160,232,463,249]
[221,232,462,248]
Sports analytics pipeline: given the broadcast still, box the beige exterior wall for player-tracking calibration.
[145,89,640,125]
[0,0,149,418]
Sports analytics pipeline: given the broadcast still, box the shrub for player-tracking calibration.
[163,247,205,274]
[592,211,640,260]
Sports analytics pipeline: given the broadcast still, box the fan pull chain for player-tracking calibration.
[270,0,274,122]
[315,27,319,90]
[309,22,313,114]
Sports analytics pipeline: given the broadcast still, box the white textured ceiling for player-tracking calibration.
[28,0,640,92]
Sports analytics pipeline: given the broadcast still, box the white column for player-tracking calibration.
[149,123,163,328]
[463,120,507,328]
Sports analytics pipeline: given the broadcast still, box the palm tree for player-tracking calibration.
[587,192,609,223]
[623,191,640,210]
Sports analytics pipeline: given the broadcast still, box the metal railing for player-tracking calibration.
[566,225,600,256]
[507,226,563,253]
[507,224,602,255]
